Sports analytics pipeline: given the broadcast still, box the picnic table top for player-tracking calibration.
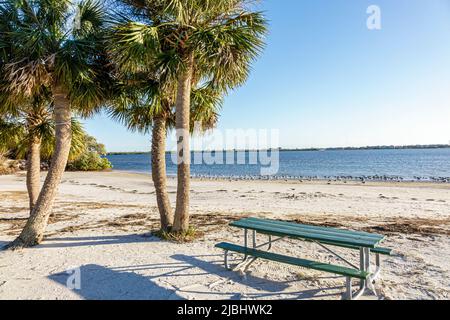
[230,217,385,249]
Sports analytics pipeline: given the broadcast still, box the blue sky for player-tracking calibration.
[85,0,450,152]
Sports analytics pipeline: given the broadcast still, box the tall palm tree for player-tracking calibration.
[108,78,176,230]
[108,77,222,232]
[111,0,267,232]
[0,0,112,249]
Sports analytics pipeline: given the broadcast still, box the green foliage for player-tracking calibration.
[0,0,112,113]
[67,150,112,171]
[1,0,268,173]
[0,117,26,158]
[110,0,268,92]
[107,0,267,136]
[0,113,88,161]
[0,113,111,171]
[0,153,17,175]
[67,133,112,171]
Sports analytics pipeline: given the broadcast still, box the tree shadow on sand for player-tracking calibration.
[0,240,9,248]
[172,254,290,293]
[42,236,345,300]
[170,254,343,299]
[48,264,182,300]
[37,234,156,248]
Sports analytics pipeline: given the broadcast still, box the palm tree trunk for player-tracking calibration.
[26,135,41,212]
[172,54,194,233]
[152,116,173,231]
[7,89,72,249]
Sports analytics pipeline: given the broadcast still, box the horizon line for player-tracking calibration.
[107,143,450,154]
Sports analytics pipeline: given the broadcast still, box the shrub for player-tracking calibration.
[67,152,112,171]
[0,155,19,175]
[66,134,112,171]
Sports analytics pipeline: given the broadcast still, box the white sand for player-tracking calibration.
[0,171,449,300]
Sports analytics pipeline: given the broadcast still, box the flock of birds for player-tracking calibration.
[191,173,450,183]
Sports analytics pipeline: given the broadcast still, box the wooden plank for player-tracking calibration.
[230,220,378,248]
[216,242,369,279]
[244,217,384,240]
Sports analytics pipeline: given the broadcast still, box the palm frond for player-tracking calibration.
[107,82,164,133]
[108,0,266,139]
[191,11,267,91]
[0,0,110,113]
[73,0,106,38]
[0,116,25,156]
[190,85,223,132]
[3,57,53,96]
[108,21,160,73]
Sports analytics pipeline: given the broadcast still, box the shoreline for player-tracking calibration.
[109,170,450,185]
[5,168,450,184]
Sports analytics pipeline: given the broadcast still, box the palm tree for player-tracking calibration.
[0,102,87,211]
[108,77,222,232]
[0,0,112,249]
[111,0,267,233]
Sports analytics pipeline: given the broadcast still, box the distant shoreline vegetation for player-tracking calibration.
[107,144,450,155]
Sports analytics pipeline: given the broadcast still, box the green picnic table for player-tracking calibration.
[215,217,392,300]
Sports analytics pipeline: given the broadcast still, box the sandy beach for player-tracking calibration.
[0,171,449,300]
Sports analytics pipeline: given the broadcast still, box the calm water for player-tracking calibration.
[106,149,450,181]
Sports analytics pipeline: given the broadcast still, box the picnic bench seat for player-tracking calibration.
[216,242,370,280]
[216,217,393,300]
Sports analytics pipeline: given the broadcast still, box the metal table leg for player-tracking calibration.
[244,229,248,261]
[364,248,371,272]
[370,253,382,283]
[346,277,353,300]
[242,230,259,272]
[224,250,231,270]
[359,247,367,290]
[225,232,285,272]
[223,229,250,271]
[345,247,369,300]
